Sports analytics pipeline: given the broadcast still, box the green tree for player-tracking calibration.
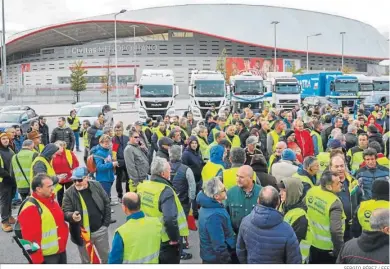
[216,47,227,80]
[70,60,87,102]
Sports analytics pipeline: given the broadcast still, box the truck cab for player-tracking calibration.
[229,72,265,113]
[362,76,389,112]
[350,74,373,99]
[134,69,179,120]
[188,70,229,121]
[266,72,301,110]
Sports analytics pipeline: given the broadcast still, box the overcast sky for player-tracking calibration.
[3,0,389,37]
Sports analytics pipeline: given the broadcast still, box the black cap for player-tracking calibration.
[372,180,389,201]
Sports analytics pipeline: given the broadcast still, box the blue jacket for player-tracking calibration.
[209,145,226,168]
[90,145,115,183]
[14,136,25,153]
[236,205,301,264]
[197,191,236,263]
[208,125,222,144]
[108,211,145,264]
[355,164,389,201]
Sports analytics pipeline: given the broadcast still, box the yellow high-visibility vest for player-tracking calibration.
[358,199,390,231]
[202,161,224,183]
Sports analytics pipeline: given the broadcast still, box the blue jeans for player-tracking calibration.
[99,181,113,199]
[74,131,80,150]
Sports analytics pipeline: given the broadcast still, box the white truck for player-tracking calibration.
[229,72,265,113]
[134,69,179,120]
[188,70,229,120]
[350,74,373,99]
[265,72,301,110]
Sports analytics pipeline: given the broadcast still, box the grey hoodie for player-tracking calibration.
[124,142,149,183]
[283,177,303,207]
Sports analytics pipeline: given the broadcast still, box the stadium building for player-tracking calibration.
[2,4,389,100]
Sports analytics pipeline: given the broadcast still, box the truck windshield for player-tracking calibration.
[335,81,358,92]
[275,84,300,94]
[140,85,173,97]
[194,80,225,97]
[373,81,389,91]
[234,80,263,95]
[359,83,374,92]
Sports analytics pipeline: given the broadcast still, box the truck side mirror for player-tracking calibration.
[133,85,138,96]
[188,85,192,95]
[330,83,335,91]
[175,85,180,96]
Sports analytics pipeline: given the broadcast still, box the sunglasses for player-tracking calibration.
[74,179,84,183]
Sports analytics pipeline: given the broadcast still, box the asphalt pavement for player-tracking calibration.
[0,103,202,264]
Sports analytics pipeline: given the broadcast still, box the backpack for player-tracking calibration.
[14,197,42,239]
[86,154,104,173]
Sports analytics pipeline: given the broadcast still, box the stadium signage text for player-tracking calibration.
[68,44,158,54]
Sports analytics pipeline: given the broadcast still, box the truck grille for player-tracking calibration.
[144,101,169,109]
[198,101,221,108]
[279,99,298,104]
[237,102,260,109]
[146,110,167,119]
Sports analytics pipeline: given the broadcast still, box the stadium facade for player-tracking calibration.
[3,4,389,99]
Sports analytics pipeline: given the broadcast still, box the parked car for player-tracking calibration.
[0,105,36,113]
[303,96,340,110]
[0,110,39,133]
[73,102,92,112]
[76,104,106,125]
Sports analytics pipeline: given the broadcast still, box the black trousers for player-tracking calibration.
[43,252,67,264]
[159,243,180,264]
[19,192,30,201]
[309,246,336,264]
[115,167,129,199]
[57,182,74,207]
[191,180,202,217]
[0,183,14,223]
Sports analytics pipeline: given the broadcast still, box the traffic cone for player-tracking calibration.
[187,208,197,231]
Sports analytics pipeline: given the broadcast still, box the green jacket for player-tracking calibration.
[225,184,262,234]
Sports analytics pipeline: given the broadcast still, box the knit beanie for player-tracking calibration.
[281,149,296,161]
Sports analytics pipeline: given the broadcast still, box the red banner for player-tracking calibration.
[226,57,283,80]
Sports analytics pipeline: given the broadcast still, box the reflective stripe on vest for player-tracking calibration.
[82,130,89,148]
[0,156,3,183]
[11,150,35,189]
[283,208,312,263]
[306,186,346,251]
[310,131,324,153]
[316,152,330,180]
[292,172,314,188]
[201,162,224,183]
[20,199,59,256]
[226,135,241,148]
[270,130,285,151]
[137,181,189,242]
[78,192,91,236]
[358,199,390,231]
[68,116,80,131]
[117,217,162,263]
[223,167,256,190]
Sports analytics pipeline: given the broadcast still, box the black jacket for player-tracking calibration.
[87,125,102,149]
[250,156,278,190]
[50,126,75,150]
[282,199,308,243]
[337,231,389,264]
[62,181,111,246]
[151,175,180,242]
[0,144,15,186]
[182,137,203,182]
[321,125,335,150]
[238,129,250,148]
[39,123,50,146]
[113,135,129,167]
[258,128,269,161]
[345,133,357,152]
[156,148,169,161]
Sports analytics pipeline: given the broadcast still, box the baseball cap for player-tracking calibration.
[159,137,173,147]
[70,167,88,180]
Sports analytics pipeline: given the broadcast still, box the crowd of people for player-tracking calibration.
[0,101,389,264]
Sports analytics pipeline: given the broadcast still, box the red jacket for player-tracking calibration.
[51,150,79,184]
[294,129,315,158]
[366,115,384,134]
[18,193,69,264]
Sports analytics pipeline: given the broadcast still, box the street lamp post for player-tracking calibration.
[130,25,138,83]
[2,0,7,100]
[271,21,279,72]
[114,9,127,108]
[340,32,346,71]
[306,33,322,72]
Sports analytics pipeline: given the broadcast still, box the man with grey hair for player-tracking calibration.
[10,139,38,200]
[345,124,358,152]
[168,145,195,260]
[197,178,236,263]
[179,117,189,141]
[292,156,320,196]
[237,186,301,264]
[245,136,262,165]
[337,208,389,264]
[137,157,189,264]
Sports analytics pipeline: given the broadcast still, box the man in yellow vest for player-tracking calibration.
[17,173,69,264]
[150,122,169,161]
[208,116,227,144]
[311,120,324,156]
[67,109,81,152]
[266,119,286,157]
[225,125,241,149]
[196,126,209,161]
[278,177,312,263]
[347,133,368,174]
[202,145,226,183]
[267,141,287,173]
[306,171,346,264]
[352,180,389,238]
[178,117,189,141]
[80,120,91,164]
[137,157,189,264]
[108,192,162,264]
[62,167,112,263]
[292,156,320,197]
[10,139,38,200]
[27,130,44,154]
